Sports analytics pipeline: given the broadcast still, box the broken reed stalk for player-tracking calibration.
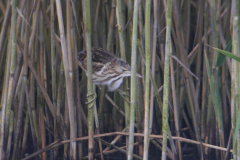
[83,142,139,159]
[22,131,233,160]
[102,139,142,160]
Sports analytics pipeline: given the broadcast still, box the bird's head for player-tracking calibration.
[116,60,142,78]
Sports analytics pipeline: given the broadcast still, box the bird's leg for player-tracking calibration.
[86,92,97,108]
[117,89,130,104]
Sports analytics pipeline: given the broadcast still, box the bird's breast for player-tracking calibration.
[108,76,123,91]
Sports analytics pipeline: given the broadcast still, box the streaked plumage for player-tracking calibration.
[78,48,141,91]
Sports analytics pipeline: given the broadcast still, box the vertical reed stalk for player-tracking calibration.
[6,110,13,160]
[0,2,11,57]
[136,3,144,156]
[170,57,182,159]
[210,1,225,156]
[149,0,157,134]
[23,2,38,156]
[232,1,240,158]
[201,0,209,144]
[56,61,65,120]
[93,87,104,160]
[128,0,138,159]
[50,0,57,157]
[71,18,83,159]
[116,0,125,57]
[67,0,73,83]
[82,0,94,159]
[40,13,47,159]
[90,3,105,155]
[172,1,202,154]
[195,0,204,102]
[126,0,133,62]
[162,0,172,159]
[12,85,25,160]
[143,0,151,159]
[106,0,115,50]
[232,15,240,158]
[0,32,11,160]
[66,1,76,156]
[93,0,100,47]
[26,85,38,155]
[5,0,17,149]
[116,0,131,153]
[56,0,77,159]
[50,0,56,104]
[29,0,40,151]
[21,111,29,156]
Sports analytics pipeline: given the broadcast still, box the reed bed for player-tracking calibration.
[0,0,239,159]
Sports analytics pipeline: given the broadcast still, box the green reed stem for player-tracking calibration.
[232,15,240,157]
[82,0,94,159]
[143,0,151,159]
[116,0,131,152]
[128,0,138,159]
[162,0,172,159]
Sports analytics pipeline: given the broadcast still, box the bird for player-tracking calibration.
[78,48,142,106]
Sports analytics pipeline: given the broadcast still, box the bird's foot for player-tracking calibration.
[117,89,130,104]
[86,92,97,109]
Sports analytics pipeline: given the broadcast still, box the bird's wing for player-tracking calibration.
[92,48,117,64]
[91,48,118,72]
[78,48,119,72]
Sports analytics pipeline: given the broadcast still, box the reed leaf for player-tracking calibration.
[206,44,240,62]
[204,53,221,127]
[216,40,232,67]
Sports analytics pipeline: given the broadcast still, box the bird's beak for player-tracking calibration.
[136,73,142,78]
[125,70,142,78]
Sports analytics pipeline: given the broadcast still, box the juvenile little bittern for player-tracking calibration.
[78,48,142,107]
